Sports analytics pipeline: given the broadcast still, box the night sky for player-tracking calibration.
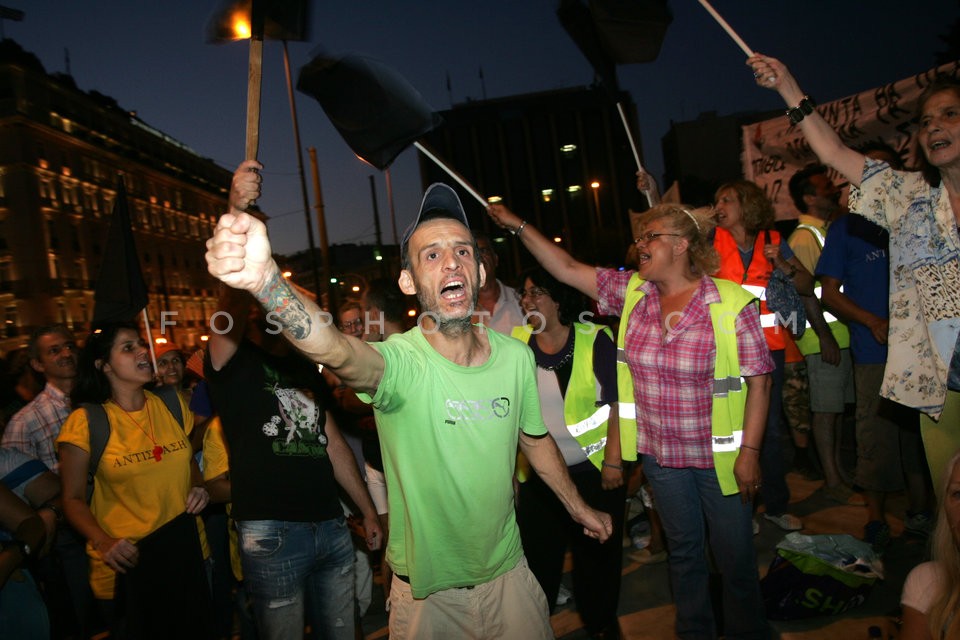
[8,1,957,255]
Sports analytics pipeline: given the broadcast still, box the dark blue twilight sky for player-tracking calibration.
[8,1,957,255]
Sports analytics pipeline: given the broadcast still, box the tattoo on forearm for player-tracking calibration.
[255,272,312,340]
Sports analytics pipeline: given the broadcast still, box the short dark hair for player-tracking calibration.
[364,278,406,324]
[72,322,139,406]
[27,324,74,361]
[518,266,588,327]
[788,163,829,213]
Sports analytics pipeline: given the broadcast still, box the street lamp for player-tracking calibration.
[590,181,602,226]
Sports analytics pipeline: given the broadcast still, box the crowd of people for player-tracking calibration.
[2,53,960,640]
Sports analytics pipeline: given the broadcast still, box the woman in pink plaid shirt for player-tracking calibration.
[489,201,775,639]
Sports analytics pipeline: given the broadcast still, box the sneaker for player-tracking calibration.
[863,520,891,550]
[822,484,867,506]
[555,584,573,607]
[904,511,934,538]
[752,518,760,536]
[627,548,668,566]
[762,513,804,531]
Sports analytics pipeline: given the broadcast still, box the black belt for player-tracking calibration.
[396,574,474,589]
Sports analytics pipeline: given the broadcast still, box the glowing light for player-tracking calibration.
[375,255,383,261]
[541,188,553,203]
[155,337,168,345]
[351,285,360,293]
[200,335,209,342]
[281,271,292,278]
[231,13,251,39]
[407,309,417,318]
[487,195,502,203]
[560,144,577,153]
[590,181,600,190]
[567,185,582,193]
[553,236,562,243]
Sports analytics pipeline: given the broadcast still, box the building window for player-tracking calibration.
[38,177,57,202]
[48,253,60,279]
[83,187,100,215]
[62,180,79,207]
[47,220,59,250]
[136,204,148,228]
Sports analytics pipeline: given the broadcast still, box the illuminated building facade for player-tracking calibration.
[0,40,231,352]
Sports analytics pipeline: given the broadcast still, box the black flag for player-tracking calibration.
[92,176,148,324]
[297,52,442,170]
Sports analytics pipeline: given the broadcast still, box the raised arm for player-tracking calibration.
[486,203,599,300]
[748,54,866,188]
[205,163,385,394]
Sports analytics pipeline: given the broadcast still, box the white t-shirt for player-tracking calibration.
[901,561,943,613]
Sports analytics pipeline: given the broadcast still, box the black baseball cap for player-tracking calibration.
[400,183,470,262]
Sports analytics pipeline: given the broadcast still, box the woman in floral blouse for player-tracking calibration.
[749,53,960,492]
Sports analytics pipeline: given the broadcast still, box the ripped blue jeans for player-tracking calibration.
[237,517,356,640]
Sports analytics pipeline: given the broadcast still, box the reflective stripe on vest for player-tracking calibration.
[618,392,636,421]
[512,322,618,470]
[713,375,744,397]
[712,228,785,351]
[712,429,743,452]
[568,404,611,437]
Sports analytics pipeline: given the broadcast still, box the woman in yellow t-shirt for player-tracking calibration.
[57,322,210,633]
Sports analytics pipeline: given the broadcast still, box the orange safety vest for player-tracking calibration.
[713,228,786,351]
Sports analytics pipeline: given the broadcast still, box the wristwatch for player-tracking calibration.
[39,501,64,525]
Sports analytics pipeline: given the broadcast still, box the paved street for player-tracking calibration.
[359,470,926,639]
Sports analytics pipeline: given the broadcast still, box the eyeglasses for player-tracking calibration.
[516,286,551,300]
[634,232,682,245]
[339,318,363,332]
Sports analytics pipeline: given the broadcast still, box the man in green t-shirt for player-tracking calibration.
[208,159,612,639]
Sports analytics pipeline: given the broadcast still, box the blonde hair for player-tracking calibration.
[928,449,960,639]
[634,204,719,276]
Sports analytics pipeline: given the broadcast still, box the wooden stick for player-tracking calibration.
[617,102,644,173]
[413,141,487,207]
[142,307,157,374]
[245,37,263,161]
[697,0,754,57]
[616,103,653,203]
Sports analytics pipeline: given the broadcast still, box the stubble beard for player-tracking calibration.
[416,285,479,338]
